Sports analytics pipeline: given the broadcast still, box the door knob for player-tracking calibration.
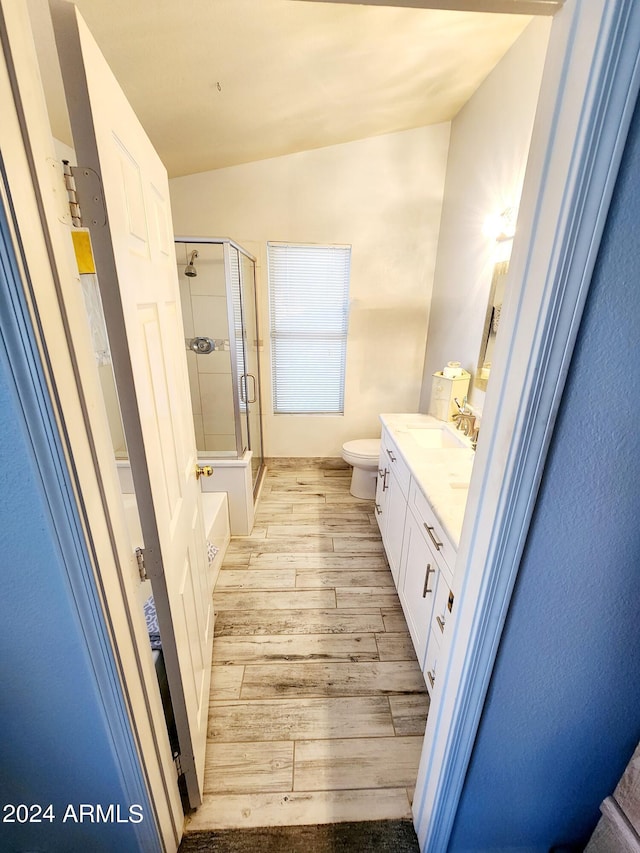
[195,465,213,480]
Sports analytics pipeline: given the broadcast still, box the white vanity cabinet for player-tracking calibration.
[377,416,468,697]
[375,430,409,585]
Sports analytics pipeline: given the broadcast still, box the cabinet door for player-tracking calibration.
[374,451,388,536]
[422,573,453,695]
[399,508,437,667]
[385,469,407,586]
[424,628,440,696]
[432,572,453,640]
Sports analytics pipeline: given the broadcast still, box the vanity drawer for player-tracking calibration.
[381,430,411,499]
[409,479,456,578]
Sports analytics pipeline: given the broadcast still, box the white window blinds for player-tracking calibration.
[268,242,351,414]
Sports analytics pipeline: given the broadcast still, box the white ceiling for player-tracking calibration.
[33,0,534,178]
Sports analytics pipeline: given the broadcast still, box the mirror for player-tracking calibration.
[475,260,509,392]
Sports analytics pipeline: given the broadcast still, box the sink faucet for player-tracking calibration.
[453,396,475,436]
[470,425,480,451]
[453,411,476,436]
[453,396,480,449]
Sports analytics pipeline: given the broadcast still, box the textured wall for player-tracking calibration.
[448,92,640,852]
[419,19,550,414]
[170,125,450,457]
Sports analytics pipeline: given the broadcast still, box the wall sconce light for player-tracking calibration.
[483,207,517,242]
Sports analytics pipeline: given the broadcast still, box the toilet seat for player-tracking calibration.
[342,439,380,462]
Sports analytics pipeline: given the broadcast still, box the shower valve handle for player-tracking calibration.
[189,336,216,354]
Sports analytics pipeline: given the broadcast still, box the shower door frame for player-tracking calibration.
[175,236,265,481]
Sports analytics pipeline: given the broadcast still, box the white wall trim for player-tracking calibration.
[412,1,640,849]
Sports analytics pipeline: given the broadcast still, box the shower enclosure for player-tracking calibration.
[175,237,265,494]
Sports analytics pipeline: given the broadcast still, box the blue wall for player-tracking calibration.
[448,93,640,851]
[0,206,160,851]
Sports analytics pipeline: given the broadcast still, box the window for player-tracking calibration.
[268,242,351,414]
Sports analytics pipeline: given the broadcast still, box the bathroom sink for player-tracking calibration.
[406,425,468,450]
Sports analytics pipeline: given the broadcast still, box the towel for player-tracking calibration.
[143,595,162,651]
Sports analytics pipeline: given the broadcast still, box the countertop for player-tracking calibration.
[379,413,476,548]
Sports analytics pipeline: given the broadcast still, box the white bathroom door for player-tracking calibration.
[50,1,213,807]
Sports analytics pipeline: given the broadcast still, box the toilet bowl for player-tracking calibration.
[341,438,381,499]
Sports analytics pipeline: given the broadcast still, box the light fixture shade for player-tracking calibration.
[496,207,516,242]
[483,206,517,242]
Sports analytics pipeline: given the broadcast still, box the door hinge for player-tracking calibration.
[135,547,148,582]
[62,161,107,228]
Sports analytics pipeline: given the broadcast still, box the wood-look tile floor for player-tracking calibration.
[185,461,429,833]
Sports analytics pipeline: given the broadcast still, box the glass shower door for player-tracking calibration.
[226,242,264,486]
[178,241,238,455]
[239,251,264,488]
[225,244,249,458]
[176,237,264,487]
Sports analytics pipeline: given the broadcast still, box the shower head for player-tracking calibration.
[184,250,198,277]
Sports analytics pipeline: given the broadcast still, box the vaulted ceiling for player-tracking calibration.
[31,0,542,178]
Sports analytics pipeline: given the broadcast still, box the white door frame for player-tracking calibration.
[0,0,182,848]
[413,1,640,849]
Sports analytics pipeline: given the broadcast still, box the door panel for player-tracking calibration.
[0,0,184,844]
[50,0,212,806]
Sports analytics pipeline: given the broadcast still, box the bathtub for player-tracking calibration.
[116,449,254,536]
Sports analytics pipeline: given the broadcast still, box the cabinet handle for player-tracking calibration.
[427,670,435,688]
[436,615,445,633]
[382,468,389,492]
[378,468,385,477]
[375,503,382,515]
[386,448,397,462]
[423,523,443,551]
[422,564,434,597]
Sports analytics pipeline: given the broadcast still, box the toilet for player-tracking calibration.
[341,438,381,499]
